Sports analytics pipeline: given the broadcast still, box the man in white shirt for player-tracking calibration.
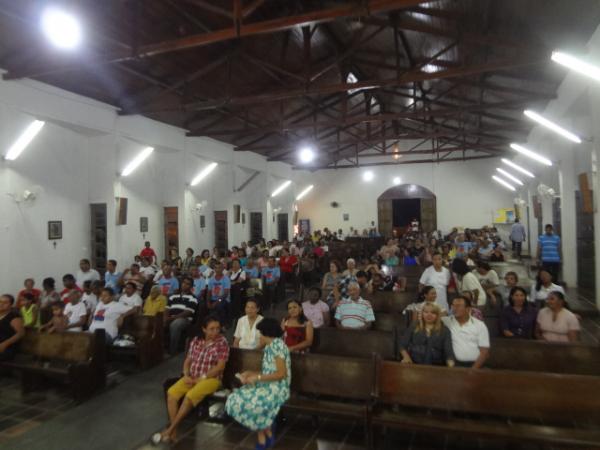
[89,287,137,343]
[118,282,143,313]
[81,280,99,315]
[419,252,451,310]
[140,257,156,280]
[64,291,88,332]
[75,259,100,289]
[442,296,490,368]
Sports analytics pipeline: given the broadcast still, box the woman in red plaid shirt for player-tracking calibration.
[155,316,229,444]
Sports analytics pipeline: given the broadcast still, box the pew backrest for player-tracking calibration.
[119,313,163,340]
[19,329,99,363]
[312,327,396,360]
[223,348,262,389]
[488,339,600,375]
[378,361,600,423]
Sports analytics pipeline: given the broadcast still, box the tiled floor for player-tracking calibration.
[0,378,74,444]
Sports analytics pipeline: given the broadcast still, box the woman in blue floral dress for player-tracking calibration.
[226,318,291,449]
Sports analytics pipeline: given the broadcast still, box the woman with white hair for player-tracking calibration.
[342,258,358,278]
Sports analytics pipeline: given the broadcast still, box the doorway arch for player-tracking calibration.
[377,184,437,237]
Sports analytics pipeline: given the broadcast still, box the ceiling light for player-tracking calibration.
[299,147,315,163]
[501,158,535,178]
[496,168,523,186]
[551,51,600,83]
[296,185,314,201]
[362,171,374,182]
[121,146,154,176]
[271,180,291,197]
[492,175,516,191]
[191,162,217,186]
[4,120,45,161]
[510,143,552,166]
[524,110,582,144]
[393,177,401,185]
[41,7,82,50]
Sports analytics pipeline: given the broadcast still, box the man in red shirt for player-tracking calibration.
[60,274,82,303]
[140,241,157,265]
[279,247,298,290]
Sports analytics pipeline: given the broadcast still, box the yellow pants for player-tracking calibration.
[167,377,221,407]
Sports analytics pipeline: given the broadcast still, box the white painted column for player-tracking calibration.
[558,148,578,286]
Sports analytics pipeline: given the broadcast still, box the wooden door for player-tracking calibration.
[90,203,107,275]
[214,210,228,252]
[164,207,179,259]
[377,198,393,238]
[576,191,595,293]
[420,198,437,233]
[277,213,289,241]
[250,212,262,245]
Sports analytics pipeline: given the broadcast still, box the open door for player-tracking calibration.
[420,198,437,233]
[250,212,262,245]
[377,199,393,238]
[277,213,289,241]
[90,203,107,275]
[164,207,179,259]
[214,210,228,252]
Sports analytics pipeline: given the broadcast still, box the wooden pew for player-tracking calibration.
[373,361,600,448]
[0,329,106,401]
[224,348,376,449]
[488,338,600,376]
[312,327,397,360]
[363,291,415,314]
[110,313,164,369]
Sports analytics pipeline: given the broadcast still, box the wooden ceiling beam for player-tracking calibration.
[182,0,233,19]
[292,154,496,169]
[179,58,548,112]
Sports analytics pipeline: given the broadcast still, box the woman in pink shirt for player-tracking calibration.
[535,291,580,343]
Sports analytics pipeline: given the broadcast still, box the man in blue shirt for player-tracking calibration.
[104,259,122,294]
[510,218,527,260]
[537,224,562,282]
[207,262,231,326]
[261,257,280,310]
[158,266,180,296]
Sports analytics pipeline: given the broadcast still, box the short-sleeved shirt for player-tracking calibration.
[244,266,259,279]
[279,256,298,274]
[419,266,451,310]
[143,295,167,316]
[530,283,565,302]
[167,293,198,320]
[476,270,500,287]
[208,275,231,301]
[158,276,179,296]
[442,316,490,363]
[262,267,281,286]
[233,315,263,349]
[538,234,561,262]
[193,277,207,298]
[118,293,143,310]
[302,300,329,328]
[537,307,580,342]
[188,335,230,379]
[334,297,375,329]
[64,302,87,332]
[89,301,131,339]
[104,271,122,293]
[76,269,101,290]
[140,247,157,260]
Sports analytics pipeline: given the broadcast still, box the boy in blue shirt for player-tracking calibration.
[207,262,231,325]
[261,257,280,310]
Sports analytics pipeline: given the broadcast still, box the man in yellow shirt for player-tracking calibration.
[143,286,167,316]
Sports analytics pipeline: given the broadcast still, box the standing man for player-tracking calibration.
[510,218,526,260]
[140,241,157,265]
[537,224,562,282]
[75,259,100,289]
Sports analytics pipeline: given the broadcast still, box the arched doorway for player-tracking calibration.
[377,184,437,237]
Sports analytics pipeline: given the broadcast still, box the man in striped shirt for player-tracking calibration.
[334,282,375,330]
[537,224,562,282]
[166,277,198,354]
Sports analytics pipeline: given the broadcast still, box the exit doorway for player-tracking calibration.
[377,184,437,237]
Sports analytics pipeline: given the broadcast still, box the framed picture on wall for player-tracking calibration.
[140,217,148,233]
[343,213,349,221]
[116,197,128,225]
[48,221,62,240]
[200,215,206,228]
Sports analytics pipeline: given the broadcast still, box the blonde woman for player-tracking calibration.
[399,303,455,367]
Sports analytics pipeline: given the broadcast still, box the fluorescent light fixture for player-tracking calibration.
[299,147,315,163]
[496,168,523,186]
[393,177,401,185]
[271,180,291,197]
[4,120,45,161]
[510,143,552,166]
[551,51,600,83]
[524,110,582,144]
[41,7,82,50]
[501,158,535,178]
[191,162,217,186]
[492,175,516,191]
[296,185,314,201]
[362,171,374,182]
[121,146,154,176]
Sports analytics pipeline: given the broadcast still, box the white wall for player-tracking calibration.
[0,75,306,294]
[297,159,515,234]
